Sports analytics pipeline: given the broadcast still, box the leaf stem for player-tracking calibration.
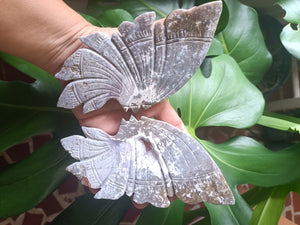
[257,111,300,133]
[219,32,230,55]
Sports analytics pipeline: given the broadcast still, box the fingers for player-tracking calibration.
[137,100,188,133]
[72,99,128,135]
[89,187,99,195]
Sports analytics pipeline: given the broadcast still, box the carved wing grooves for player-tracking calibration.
[61,130,117,189]
[155,3,222,101]
[118,12,156,89]
[149,119,233,204]
[61,115,234,207]
[56,48,134,112]
[57,2,233,208]
[56,2,222,113]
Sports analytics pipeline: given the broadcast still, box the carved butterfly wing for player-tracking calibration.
[56,40,136,113]
[60,127,118,189]
[138,117,234,205]
[153,2,222,101]
[97,137,170,207]
[56,2,222,113]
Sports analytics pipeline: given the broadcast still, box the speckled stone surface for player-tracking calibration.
[55,2,222,113]
[61,116,234,207]
[56,1,234,209]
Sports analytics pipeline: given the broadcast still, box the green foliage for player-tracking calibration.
[1,0,300,224]
[280,24,300,59]
[278,0,300,24]
[200,137,300,186]
[0,140,73,218]
[49,193,132,225]
[136,199,185,225]
[278,0,300,59]
[183,206,211,225]
[258,111,300,133]
[205,186,252,225]
[216,0,272,84]
[249,186,289,225]
[97,9,134,27]
[169,54,264,131]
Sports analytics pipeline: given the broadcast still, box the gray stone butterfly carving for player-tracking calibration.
[55,2,222,113]
[61,116,234,207]
[57,1,235,207]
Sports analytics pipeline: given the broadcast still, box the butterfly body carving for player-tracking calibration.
[56,2,223,113]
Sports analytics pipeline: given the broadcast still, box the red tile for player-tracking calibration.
[294,214,300,225]
[285,210,292,221]
[0,60,35,82]
[5,142,31,163]
[58,175,80,195]
[122,205,143,223]
[11,215,18,221]
[0,155,9,167]
[292,192,300,212]
[184,202,205,211]
[197,127,229,144]
[234,129,250,137]
[285,193,291,207]
[33,135,52,150]
[22,212,44,225]
[37,194,63,216]
[237,185,249,194]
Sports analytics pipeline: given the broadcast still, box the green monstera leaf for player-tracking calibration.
[196,137,300,224]
[169,54,265,133]
[0,140,72,218]
[243,181,300,225]
[168,54,262,224]
[280,24,300,59]
[137,199,185,225]
[249,186,289,225]
[49,193,132,225]
[278,0,300,59]
[0,52,64,153]
[0,53,79,218]
[205,186,252,225]
[200,138,300,187]
[216,0,272,84]
[169,53,300,224]
[278,0,300,24]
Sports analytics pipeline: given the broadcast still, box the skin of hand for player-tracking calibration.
[0,0,186,209]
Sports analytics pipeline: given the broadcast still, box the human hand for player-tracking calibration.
[0,0,185,210]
